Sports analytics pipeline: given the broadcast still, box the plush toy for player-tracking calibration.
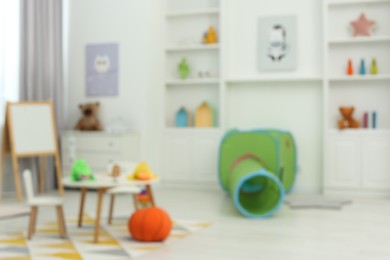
[75,102,103,131]
[338,106,360,129]
[128,162,156,181]
[71,159,95,182]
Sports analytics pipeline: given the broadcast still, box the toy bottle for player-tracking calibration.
[370,58,378,75]
[203,26,217,44]
[359,59,366,75]
[347,59,354,75]
[178,58,190,79]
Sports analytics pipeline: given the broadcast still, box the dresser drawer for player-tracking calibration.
[63,136,123,153]
[63,152,124,170]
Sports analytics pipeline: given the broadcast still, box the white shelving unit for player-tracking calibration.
[166,8,219,18]
[323,0,390,196]
[227,75,323,84]
[162,0,223,183]
[329,35,390,44]
[166,78,220,86]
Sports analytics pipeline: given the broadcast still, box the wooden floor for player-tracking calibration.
[1,186,390,260]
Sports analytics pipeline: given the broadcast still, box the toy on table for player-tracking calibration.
[74,102,103,131]
[350,13,376,37]
[128,207,172,242]
[346,59,354,75]
[359,59,366,75]
[202,26,217,44]
[108,164,121,182]
[178,58,190,79]
[127,162,157,181]
[338,106,360,129]
[370,58,378,75]
[70,159,95,182]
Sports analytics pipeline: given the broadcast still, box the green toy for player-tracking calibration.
[219,129,297,218]
[178,58,190,79]
[70,159,95,182]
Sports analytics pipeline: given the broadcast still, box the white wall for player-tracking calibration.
[65,0,160,164]
[225,0,323,193]
[65,0,324,193]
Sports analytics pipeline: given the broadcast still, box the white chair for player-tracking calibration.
[106,162,141,224]
[23,170,67,239]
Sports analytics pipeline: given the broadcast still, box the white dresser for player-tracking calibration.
[61,131,140,176]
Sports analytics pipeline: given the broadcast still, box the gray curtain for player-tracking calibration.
[19,0,64,191]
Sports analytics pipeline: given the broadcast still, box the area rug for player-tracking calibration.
[0,214,212,259]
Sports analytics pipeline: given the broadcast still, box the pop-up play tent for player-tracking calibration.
[218,129,297,218]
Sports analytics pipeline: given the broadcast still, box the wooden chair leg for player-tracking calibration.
[39,157,47,193]
[78,188,87,227]
[28,206,38,240]
[60,206,68,238]
[56,206,67,238]
[108,194,115,225]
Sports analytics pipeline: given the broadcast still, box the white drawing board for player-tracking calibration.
[9,103,56,155]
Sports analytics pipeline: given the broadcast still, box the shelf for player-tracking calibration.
[166,9,219,18]
[328,0,390,7]
[227,75,323,84]
[329,129,390,135]
[166,78,220,86]
[329,36,390,44]
[165,127,221,133]
[329,74,390,82]
[166,44,219,52]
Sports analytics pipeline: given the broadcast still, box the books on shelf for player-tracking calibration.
[362,111,377,129]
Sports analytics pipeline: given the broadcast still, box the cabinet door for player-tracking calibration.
[362,135,390,189]
[163,136,191,181]
[191,134,220,183]
[327,135,361,188]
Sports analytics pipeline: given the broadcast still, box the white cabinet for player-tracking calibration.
[362,135,390,189]
[163,130,220,183]
[325,131,390,194]
[323,0,390,196]
[61,131,140,176]
[327,134,361,188]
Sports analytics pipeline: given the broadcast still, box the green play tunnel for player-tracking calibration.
[219,129,297,218]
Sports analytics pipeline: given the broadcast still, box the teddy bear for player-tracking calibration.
[75,102,103,131]
[338,106,360,129]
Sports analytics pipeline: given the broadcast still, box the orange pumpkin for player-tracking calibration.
[128,207,172,242]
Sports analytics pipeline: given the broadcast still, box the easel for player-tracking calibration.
[1,101,64,201]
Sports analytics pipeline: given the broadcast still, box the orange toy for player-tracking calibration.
[128,207,172,242]
[338,106,360,129]
[202,26,218,44]
[346,59,354,75]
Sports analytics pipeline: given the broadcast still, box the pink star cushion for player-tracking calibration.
[351,13,376,36]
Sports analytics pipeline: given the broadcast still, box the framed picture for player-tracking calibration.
[86,43,119,97]
[258,16,297,71]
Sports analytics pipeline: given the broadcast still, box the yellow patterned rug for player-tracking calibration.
[0,214,212,259]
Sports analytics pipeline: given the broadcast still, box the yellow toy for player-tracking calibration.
[128,162,157,181]
[202,26,218,44]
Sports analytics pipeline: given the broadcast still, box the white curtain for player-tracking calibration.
[0,0,20,195]
[0,0,20,119]
[19,0,64,192]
